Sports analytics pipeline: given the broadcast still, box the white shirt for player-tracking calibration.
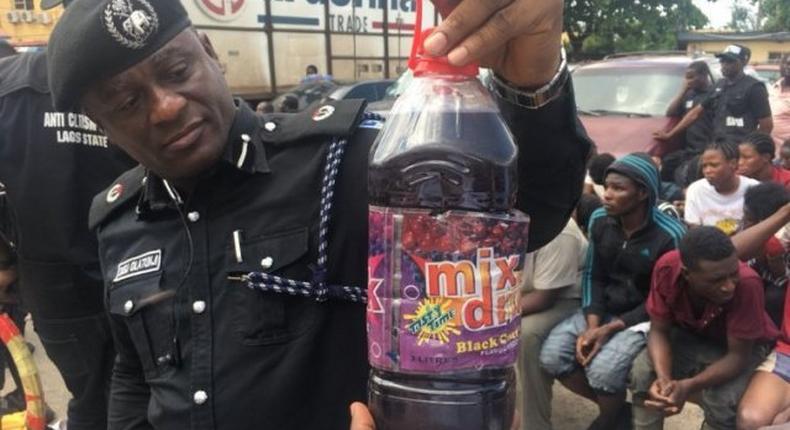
[520,218,588,300]
[684,175,759,235]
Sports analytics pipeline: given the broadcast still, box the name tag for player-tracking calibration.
[114,249,162,282]
[726,116,744,127]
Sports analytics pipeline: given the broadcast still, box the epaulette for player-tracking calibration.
[88,164,145,231]
[0,51,49,98]
[259,99,367,145]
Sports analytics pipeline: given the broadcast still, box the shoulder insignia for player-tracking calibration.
[89,164,145,231]
[259,99,367,145]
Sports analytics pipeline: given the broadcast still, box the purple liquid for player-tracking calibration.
[368,112,517,211]
[369,369,516,430]
[368,112,519,429]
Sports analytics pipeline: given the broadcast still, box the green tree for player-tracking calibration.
[729,0,758,31]
[758,0,790,32]
[564,0,709,60]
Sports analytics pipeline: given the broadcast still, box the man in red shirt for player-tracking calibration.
[629,227,779,430]
[738,132,790,188]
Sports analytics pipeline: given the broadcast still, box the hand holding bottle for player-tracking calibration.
[427,0,564,88]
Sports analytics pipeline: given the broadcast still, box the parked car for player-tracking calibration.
[366,69,493,117]
[272,80,339,112]
[753,63,781,85]
[572,53,727,157]
[328,79,395,105]
[366,70,413,116]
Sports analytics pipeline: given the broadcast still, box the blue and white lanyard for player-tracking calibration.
[243,113,385,304]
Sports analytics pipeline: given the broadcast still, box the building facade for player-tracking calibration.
[678,31,789,64]
[0,0,62,47]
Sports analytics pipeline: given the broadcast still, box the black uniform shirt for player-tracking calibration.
[92,80,592,430]
[702,74,771,145]
[668,87,713,154]
[0,51,136,318]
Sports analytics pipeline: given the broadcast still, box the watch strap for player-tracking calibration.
[489,47,569,110]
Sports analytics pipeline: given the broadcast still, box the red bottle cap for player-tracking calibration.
[407,0,478,78]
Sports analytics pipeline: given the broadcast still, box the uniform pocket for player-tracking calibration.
[108,273,174,376]
[227,226,320,346]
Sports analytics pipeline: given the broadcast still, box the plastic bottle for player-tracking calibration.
[366,1,530,428]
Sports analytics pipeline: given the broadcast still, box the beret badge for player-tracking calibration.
[103,0,160,50]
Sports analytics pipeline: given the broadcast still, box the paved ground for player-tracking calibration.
[8,317,704,429]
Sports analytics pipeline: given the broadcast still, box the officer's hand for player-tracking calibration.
[427,0,563,88]
[349,402,376,430]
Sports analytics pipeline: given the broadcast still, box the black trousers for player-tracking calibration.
[33,311,115,430]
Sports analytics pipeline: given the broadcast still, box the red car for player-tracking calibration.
[572,53,723,157]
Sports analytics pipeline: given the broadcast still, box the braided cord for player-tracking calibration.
[243,136,367,304]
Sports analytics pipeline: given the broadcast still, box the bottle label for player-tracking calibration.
[367,206,530,373]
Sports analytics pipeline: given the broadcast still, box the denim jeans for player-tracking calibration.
[540,310,647,394]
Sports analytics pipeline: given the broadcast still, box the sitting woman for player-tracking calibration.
[735,202,790,430]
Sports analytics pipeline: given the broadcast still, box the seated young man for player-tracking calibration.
[685,142,759,235]
[540,153,685,430]
[519,218,588,430]
[737,203,790,430]
[629,227,779,430]
[742,182,789,327]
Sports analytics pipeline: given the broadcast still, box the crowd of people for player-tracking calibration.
[0,0,787,429]
[0,0,591,429]
[517,46,790,430]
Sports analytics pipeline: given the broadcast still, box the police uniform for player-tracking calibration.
[669,86,713,154]
[0,49,136,427]
[703,73,771,145]
[47,0,592,429]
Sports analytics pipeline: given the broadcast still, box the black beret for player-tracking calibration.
[47,0,191,110]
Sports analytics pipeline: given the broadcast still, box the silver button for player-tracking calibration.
[187,211,200,222]
[193,390,208,405]
[123,300,134,314]
[260,256,274,269]
[141,176,147,185]
[264,121,277,132]
[192,300,206,314]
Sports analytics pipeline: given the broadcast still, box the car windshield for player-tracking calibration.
[272,80,338,111]
[384,70,413,98]
[573,67,683,117]
[755,69,781,85]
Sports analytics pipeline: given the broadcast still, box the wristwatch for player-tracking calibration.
[489,47,569,110]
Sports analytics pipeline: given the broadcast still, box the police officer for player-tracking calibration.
[658,44,773,147]
[47,0,591,428]
[658,60,714,155]
[0,0,136,427]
